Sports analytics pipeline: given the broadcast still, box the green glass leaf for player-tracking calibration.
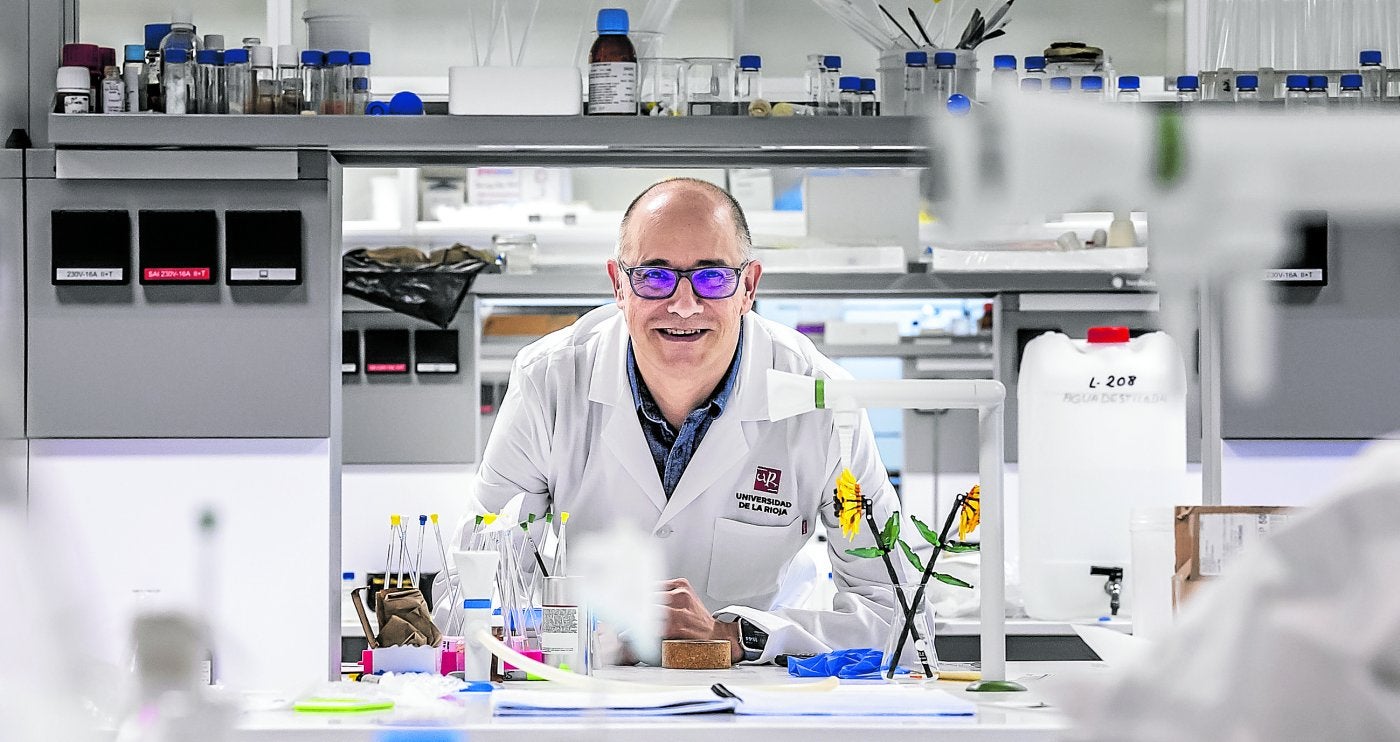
[943,541,981,553]
[933,572,974,589]
[910,514,941,549]
[845,547,885,559]
[898,539,925,574]
[881,512,900,550]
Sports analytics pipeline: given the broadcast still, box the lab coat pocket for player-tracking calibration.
[706,517,806,603]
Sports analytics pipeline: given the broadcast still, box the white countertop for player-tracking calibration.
[232,662,1104,741]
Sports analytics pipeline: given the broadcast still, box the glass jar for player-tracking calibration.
[684,57,738,116]
[493,233,539,275]
[880,582,939,680]
[639,57,687,117]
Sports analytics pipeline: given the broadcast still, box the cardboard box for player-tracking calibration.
[1173,506,1295,608]
[482,313,579,337]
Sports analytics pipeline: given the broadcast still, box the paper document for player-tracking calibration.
[724,685,976,717]
[493,687,736,717]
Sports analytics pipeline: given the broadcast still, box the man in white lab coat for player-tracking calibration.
[475,178,904,664]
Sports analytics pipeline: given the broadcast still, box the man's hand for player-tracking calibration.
[657,577,745,663]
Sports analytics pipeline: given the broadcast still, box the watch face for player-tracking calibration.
[741,618,769,650]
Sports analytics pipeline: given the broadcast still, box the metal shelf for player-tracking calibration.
[48,113,926,167]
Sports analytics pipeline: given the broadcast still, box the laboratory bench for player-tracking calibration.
[233,662,1093,741]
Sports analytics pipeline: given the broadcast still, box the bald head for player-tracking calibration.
[615,178,753,264]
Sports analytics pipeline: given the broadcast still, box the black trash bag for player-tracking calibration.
[343,244,497,329]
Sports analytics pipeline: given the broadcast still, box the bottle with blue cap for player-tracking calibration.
[461,598,494,682]
[1306,75,1329,105]
[820,55,843,115]
[902,50,927,115]
[1175,74,1200,103]
[838,75,862,116]
[1023,55,1047,80]
[323,50,351,114]
[588,8,638,115]
[194,48,223,114]
[349,51,373,115]
[1284,73,1310,109]
[122,44,145,112]
[1359,50,1386,100]
[1234,74,1259,105]
[1080,75,1104,100]
[1117,75,1141,104]
[300,50,325,114]
[142,23,173,112]
[1339,73,1364,107]
[737,55,762,103]
[991,54,1018,99]
[859,78,877,116]
[162,47,192,114]
[224,47,251,114]
[932,51,958,102]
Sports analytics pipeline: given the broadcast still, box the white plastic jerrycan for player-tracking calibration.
[1017,327,1189,621]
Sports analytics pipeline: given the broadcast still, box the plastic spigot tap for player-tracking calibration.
[1090,565,1125,616]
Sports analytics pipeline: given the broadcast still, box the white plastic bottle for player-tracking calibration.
[1017,328,1190,621]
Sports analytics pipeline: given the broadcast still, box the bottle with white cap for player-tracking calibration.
[251,46,276,114]
[275,46,302,114]
[54,66,92,113]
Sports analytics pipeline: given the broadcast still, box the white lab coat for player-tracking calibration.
[1070,437,1400,740]
[474,305,908,662]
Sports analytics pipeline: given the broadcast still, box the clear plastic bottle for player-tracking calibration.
[1284,74,1310,109]
[142,23,171,113]
[820,55,842,115]
[737,55,761,103]
[223,47,250,114]
[1117,75,1141,103]
[162,47,191,114]
[1020,77,1043,94]
[1235,74,1260,104]
[1307,75,1329,105]
[932,51,957,101]
[1359,50,1386,100]
[859,77,877,115]
[1080,75,1104,99]
[1339,73,1364,107]
[251,46,276,114]
[276,46,301,114]
[300,50,324,114]
[350,51,372,114]
[991,54,1018,98]
[1176,75,1200,102]
[586,9,638,115]
[158,11,201,73]
[322,50,350,114]
[838,75,861,116]
[1049,76,1073,94]
[902,51,927,114]
[195,49,222,113]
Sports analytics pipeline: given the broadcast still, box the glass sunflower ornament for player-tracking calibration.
[833,467,864,540]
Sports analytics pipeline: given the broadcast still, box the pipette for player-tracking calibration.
[413,515,427,586]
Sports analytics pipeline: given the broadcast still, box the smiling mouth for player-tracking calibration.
[657,328,708,341]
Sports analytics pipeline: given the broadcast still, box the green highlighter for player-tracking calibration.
[294,697,395,713]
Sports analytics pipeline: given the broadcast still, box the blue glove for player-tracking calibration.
[787,648,908,679]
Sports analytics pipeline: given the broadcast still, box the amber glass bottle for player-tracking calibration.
[587,8,638,115]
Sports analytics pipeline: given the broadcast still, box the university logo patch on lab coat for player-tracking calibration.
[753,466,782,494]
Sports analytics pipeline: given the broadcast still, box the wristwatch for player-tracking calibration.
[736,617,769,662]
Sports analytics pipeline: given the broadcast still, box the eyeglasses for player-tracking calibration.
[618,261,751,300]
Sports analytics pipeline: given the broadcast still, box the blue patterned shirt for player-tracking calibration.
[626,330,743,499]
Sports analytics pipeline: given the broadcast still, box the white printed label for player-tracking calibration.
[103,82,125,113]
[415,362,458,374]
[341,363,357,373]
[56,267,123,282]
[229,268,298,282]
[541,605,580,653]
[1264,268,1323,282]
[588,62,637,114]
[1198,513,1291,576]
[62,94,89,114]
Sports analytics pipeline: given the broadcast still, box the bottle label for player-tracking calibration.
[541,605,580,653]
[103,82,125,113]
[588,61,637,114]
[62,94,89,114]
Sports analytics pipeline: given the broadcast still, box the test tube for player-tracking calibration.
[300,50,324,113]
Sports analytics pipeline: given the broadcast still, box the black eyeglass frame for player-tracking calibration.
[617,260,754,300]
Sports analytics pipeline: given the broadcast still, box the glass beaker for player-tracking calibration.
[639,57,687,117]
[880,582,939,680]
[684,57,738,116]
[493,233,539,275]
[630,31,665,60]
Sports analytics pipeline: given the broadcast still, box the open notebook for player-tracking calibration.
[493,684,976,717]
